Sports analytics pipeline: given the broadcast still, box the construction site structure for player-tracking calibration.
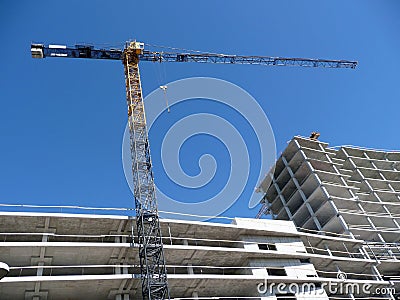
[0,137,398,299]
[0,204,397,299]
[257,136,400,299]
[31,41,357,299]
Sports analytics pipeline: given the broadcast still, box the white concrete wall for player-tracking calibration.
[233,218,298,234]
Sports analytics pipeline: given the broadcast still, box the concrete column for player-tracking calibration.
[323,243,333,257]
[187,263,194,275]
[115,264,128,275]
[371,265,383,281]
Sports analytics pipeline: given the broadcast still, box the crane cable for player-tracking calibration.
[150,55,170,113]
[144,42,209,54]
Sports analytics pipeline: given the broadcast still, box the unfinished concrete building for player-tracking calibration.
[0,210,333,299]
[258,136,400,299]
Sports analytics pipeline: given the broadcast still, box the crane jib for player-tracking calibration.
[31,43,358,69]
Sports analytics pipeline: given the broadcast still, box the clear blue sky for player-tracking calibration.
[1,1,399,219]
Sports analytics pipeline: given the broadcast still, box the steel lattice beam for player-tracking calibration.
[123,45,169,299]
[31,43,358,69]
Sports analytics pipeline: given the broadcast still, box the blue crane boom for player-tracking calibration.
[31,43,357,68]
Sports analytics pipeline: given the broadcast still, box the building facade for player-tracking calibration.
[0,210,331,299]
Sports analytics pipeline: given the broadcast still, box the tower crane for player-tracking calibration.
[31,41,357,299]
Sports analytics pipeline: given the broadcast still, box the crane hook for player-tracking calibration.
[160,85,170,113]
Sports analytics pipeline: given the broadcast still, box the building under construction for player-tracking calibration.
[258,136,400,299]
[0,211,328,299]
[0,136,399,299]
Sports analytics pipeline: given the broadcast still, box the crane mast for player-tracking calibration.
[31,41,357,300]
[123,42,169,299]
